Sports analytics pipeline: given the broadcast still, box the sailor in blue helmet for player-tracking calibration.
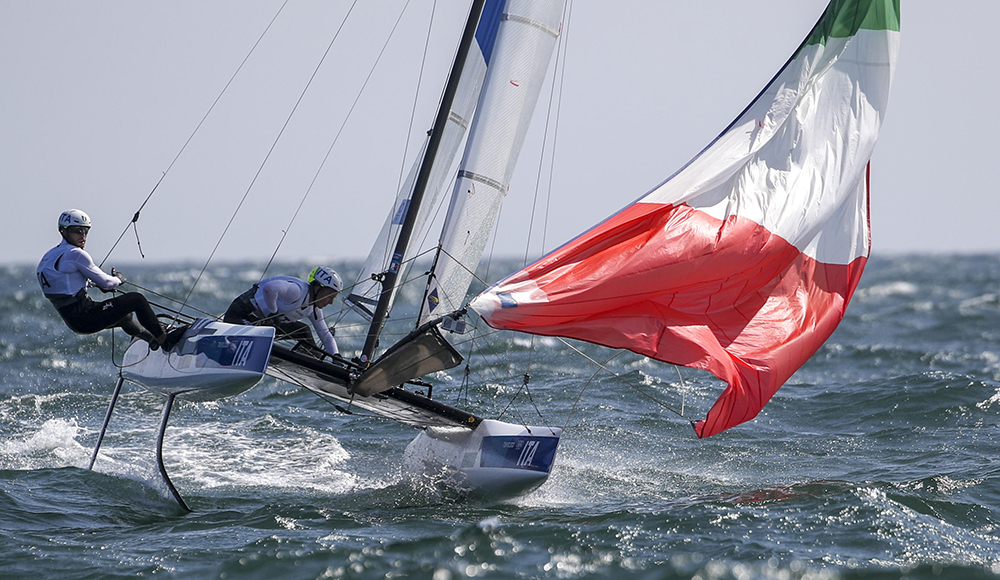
[37,209,183,351]
[224,266,341,356]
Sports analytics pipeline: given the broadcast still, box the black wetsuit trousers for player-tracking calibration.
[57,292,163,339]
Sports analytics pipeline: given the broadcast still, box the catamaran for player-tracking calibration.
[88,0,900,509]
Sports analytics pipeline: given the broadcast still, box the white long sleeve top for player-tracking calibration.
[37,240,121,297]
[252,276,338,355]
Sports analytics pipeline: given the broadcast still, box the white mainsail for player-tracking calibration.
[345,2,503,321]
[418,0,565,326]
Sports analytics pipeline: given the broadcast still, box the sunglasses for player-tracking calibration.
[65,227,90,236]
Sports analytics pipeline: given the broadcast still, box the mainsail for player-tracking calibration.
[352,0,565,389]
[418,0,565,326]
[345,0,507,321]
[472,0,900,438]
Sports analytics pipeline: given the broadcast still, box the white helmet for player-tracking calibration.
[308,266,342,292]
[59,209,92,230]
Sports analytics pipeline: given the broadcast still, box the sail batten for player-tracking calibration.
[472,0,899,438]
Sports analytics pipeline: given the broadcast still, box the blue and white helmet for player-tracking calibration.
[58,209,91,230]
[308,266,342,292]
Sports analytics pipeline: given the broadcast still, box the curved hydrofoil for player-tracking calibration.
[90,319,276,510]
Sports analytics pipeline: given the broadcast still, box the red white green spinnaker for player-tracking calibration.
[472,0,901,437]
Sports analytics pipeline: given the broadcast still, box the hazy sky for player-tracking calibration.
[3,1,997,267]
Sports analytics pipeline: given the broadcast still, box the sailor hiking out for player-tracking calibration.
[224,266,342,357]
[36,209,183,351]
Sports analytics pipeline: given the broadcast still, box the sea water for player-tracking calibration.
[2,255,999,579]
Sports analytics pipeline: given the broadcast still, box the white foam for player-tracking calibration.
[157,415,365,495]
[856,281,918,299]
[0,417,90,469]
[959,293,1000,315]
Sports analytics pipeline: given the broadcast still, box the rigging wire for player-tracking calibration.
[100,0,292,269]
[495,370,546,428]
[451,323,507,410]
[447,323,529,416]
[451,0,577,429]
[392,247,536,417]
[539,0,574,258]
[520,1,576,428]
[395,0,439,196]
[177,0,362,319]
[562,350,625,431]
[260,0,426,280]
[99,2,691,438]
[381,0,441,271]
[413,170,459,259]
[107,327,147,371]
[121,281,215,320]
[502,0,577,426]
[393,250,556,424]
[557,337,693,423]
[321,245,439,335]
[522,0,572,269]
[676,364,688,417]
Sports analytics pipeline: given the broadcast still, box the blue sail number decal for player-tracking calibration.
[480,435,558,472]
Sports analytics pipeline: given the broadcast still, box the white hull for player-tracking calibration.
[403,419,561,498]
[120,319,275,402]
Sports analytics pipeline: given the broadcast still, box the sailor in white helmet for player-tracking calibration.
[36,209,182,351]
[223,266,341,356]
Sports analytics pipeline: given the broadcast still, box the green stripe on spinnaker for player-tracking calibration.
[804,0,900,47]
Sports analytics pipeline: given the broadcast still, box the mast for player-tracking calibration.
[360,0,488,365]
